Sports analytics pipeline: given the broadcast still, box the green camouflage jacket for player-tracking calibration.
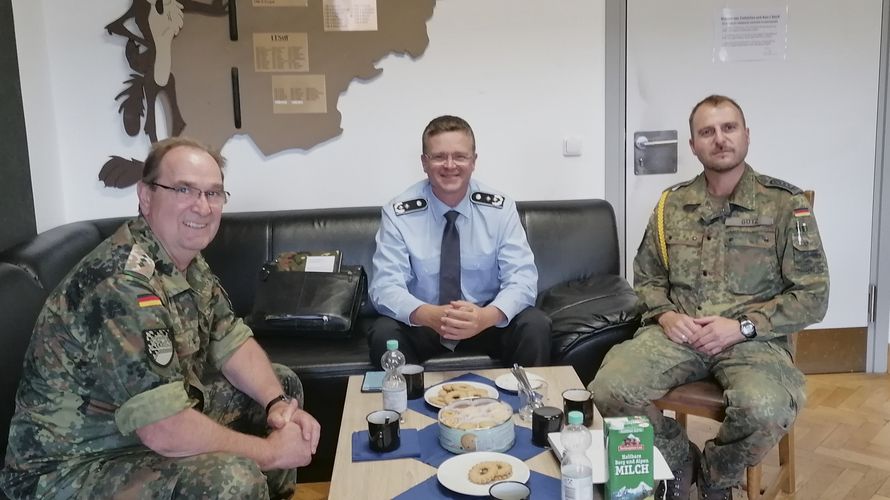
[1,217,252,494]
[634,165,829,348]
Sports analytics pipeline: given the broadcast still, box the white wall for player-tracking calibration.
[12,0,606,231]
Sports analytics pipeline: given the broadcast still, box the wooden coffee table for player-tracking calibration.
[327,365,596,499]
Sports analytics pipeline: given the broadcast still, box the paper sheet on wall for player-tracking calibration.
[323,0,378,32]
[253,33,309,72]
[713,6,788,63]
[252,0,309,7]
[271,74,327,113]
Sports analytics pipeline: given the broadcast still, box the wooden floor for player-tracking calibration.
[293,365,890,500]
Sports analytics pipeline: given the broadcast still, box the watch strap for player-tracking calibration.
[265,394,290,415]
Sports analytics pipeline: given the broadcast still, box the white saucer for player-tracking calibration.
[494,372,545,392]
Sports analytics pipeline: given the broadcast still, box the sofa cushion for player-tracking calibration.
[519,200,620,292]
[538,274,641,336]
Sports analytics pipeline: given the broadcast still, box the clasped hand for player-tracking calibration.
[439,300,493,340]
[658,311,745,355]
[265,398,321,469]
[411,301,501,340]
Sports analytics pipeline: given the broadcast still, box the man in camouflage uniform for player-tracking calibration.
[590,95,829,499]
[0,138,321,499]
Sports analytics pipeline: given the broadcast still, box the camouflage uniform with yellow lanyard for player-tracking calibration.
[1,217,302,499]
[591,165,829,489]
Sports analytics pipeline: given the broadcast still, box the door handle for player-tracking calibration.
[635,136,679,149]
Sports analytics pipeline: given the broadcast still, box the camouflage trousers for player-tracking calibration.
[34,364,303,500]
[589,325,805,489]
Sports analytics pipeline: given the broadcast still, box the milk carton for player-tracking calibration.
[603,416,654,500]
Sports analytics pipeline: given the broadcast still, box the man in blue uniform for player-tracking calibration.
[366,115,551,368]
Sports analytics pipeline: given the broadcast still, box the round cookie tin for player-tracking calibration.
[438,398,515,454]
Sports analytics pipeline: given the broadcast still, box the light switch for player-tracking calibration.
[563,137,582,157]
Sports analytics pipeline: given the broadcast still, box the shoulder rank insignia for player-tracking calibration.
[757,175,802,194]
[471,191,504,208]
[143,328,174,367]
[124,243,155,280]
[667,178,696,192]
[393,198,428,215]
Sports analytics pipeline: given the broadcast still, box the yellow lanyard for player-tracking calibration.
[656,190,670,270]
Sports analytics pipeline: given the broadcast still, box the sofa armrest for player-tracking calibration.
[538,274,642,384]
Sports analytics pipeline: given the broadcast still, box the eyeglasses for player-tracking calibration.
[423,152,476,167]
[150,182,230,207]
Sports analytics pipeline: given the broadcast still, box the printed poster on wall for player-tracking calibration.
[713,6,788,63]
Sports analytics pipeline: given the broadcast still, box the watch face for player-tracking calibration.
[740,319,756,338]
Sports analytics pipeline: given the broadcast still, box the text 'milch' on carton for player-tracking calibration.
[604,415,654,500]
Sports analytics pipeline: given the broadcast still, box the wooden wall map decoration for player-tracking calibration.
[100,0,436,188]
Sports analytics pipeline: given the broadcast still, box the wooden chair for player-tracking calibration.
[653,376,795,500]
[653,191,813,500]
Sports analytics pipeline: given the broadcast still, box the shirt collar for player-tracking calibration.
[425,182,473,220]
[683,164,757,209]
[128,217,212,297]
[727,164,757,211]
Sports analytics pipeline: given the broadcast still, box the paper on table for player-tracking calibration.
[547,429,673,483]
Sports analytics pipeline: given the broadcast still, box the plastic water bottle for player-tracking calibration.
[381,339,407,414]
[561,410,594,500]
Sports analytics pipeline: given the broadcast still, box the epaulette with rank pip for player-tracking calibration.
[666,177,696,192]
[123,243,155,281]
[393,198,428,216]
[470,191,505,209]
[756,174,802,194]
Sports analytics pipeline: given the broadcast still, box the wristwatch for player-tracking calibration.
[739,316,757,340]
[265,394,291,415]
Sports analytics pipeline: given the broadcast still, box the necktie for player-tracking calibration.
[439,210,461,350]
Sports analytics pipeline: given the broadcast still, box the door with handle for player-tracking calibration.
[624,0,882,340]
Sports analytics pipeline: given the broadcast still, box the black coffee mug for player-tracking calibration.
[531,406,563,447]
[400,364,425,399]
[367,409,400,452]
[562,388,595,427]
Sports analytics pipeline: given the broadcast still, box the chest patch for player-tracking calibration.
[725,215,774,227]
[137,294,163,308]
[143,328,174,367]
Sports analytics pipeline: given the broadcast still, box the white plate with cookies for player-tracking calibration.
[437,451,530,496]
[424,381,499,409]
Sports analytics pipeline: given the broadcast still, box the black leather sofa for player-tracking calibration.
[0,199,640,483]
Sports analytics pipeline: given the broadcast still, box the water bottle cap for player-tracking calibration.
[386,339,399,350]
[567,411,583,425]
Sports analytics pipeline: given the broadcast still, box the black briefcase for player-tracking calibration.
[249,264,366,336]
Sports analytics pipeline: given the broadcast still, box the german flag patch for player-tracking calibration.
[137,294,162,308]
[793,208,811,217]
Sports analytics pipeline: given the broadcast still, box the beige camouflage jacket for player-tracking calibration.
[633,165,829,350]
